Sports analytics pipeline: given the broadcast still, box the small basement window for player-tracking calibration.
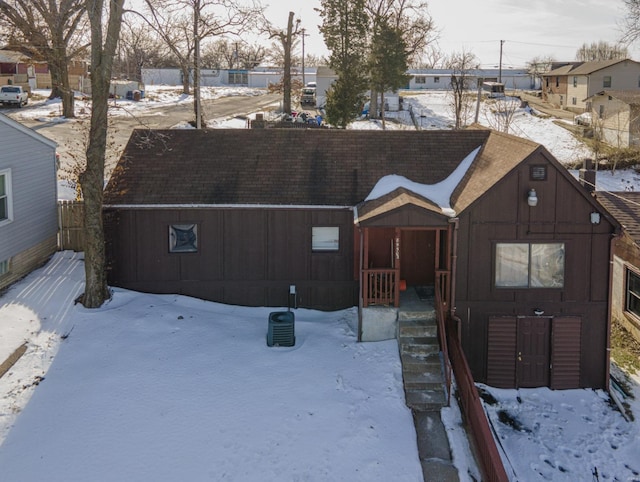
[169,224,198,253]
[312,227,339,251]
[626,268,640,318]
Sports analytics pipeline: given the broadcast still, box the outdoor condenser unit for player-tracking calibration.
[267,311,295,347]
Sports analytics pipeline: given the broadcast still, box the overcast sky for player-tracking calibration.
[264,0,640,68]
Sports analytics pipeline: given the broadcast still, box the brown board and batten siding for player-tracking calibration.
[105,207,357,310]
[453,143,615,389]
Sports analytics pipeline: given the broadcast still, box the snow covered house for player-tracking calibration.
[103,128,618,390]
[0,113,58,291]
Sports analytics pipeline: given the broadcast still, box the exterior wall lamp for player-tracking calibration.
[527,188,538,207]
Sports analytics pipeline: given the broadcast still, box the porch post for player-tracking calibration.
[358,227,364,341]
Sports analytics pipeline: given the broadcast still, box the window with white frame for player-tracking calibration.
[169,224,198,253]
[626,268,640,318]
[603,76,612,88]
[312,227,339,251]
[0,259,9,277]
[572,97,577,105]
[415,76,426,84]
[573,76,577,87]
[434,77,440,83]
[495,242,565,288]
[0,169,13,224]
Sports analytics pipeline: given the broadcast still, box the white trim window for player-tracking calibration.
[495,242,565,288]
[0,169,13,225]
[626,268,640,319]
[312,227,339,251]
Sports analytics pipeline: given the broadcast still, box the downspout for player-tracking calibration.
[358,226,364,342]
[605,230,622,391]
[448,217,459,320]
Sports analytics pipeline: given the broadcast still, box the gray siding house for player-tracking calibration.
[0,113,58,290]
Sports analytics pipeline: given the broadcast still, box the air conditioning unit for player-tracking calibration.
[267,311,295,347]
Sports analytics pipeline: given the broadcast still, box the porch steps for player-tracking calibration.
[398,317,447,412]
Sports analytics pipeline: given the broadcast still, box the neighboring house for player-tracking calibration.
[315,66,400,111]
[408,68,538,91]
[0,113,58,291]
[542,59,640,112]
[141,68,316,90]
[595,191,640,346]
[585,90,640,148]
[103,127,618,390]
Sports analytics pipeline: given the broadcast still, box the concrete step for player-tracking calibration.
[400,352,442,370]
[398,319,437,338]
[405,387,447,411]
[400,338,440,357]
[398,309,436,322]
[403,367,445,390]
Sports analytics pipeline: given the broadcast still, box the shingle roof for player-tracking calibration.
[546,59,638,77]
[103,128,540,210]
[588,90,640,106]
[596,191,640,244]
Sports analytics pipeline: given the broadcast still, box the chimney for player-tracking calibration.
[579,158,596,192]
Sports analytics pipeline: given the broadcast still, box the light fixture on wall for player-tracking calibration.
[590,212,601,225]
[527,189,538,207]
[534,308,544,316]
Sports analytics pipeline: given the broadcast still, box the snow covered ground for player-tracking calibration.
[1,86,639,480]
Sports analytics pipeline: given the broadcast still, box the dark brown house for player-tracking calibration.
[596,191,640,346]
[103,128,618,390]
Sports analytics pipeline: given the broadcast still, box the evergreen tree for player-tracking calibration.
[319,0,369,128]
[368,20,409,129]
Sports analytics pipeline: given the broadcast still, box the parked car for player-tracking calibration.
[0,86,28,108]
[301,87,316,106]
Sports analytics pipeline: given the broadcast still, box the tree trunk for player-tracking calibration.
[48,47,75,118]
[81,0,125,308]
[180,64,191,95]
[370,87,379,119]
[380,90,386,130]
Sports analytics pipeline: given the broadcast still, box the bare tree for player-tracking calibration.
[483,96,520,133]
[113,16,168,81]
[265,11,300,114]
[80,0,126,308]
[447,50,479,129]
[140,0,262,95]
[622,0,640,44]
[526,55,554,89]
[0,0,88,118]
[575,41,628,61]
[201,39,265,69]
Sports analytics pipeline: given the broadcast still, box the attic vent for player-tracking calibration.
[530,165,547,181]
[267,311,295,347]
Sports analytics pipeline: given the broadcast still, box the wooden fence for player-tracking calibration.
[58,200,84,252]
[446,316,510,482]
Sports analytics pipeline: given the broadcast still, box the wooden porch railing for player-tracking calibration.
[362,268,399,307]
[434,276,452,405]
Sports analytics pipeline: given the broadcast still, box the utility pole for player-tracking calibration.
[194,0,202,128]
[301,28,309,86]
[499,40,505,83]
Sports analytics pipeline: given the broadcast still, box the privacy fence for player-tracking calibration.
[57,200,84,252]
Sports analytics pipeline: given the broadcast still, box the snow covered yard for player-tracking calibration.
[0,253,425,481]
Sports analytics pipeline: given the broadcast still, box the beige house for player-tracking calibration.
[586,90,640,148]
[542,59,640,113]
